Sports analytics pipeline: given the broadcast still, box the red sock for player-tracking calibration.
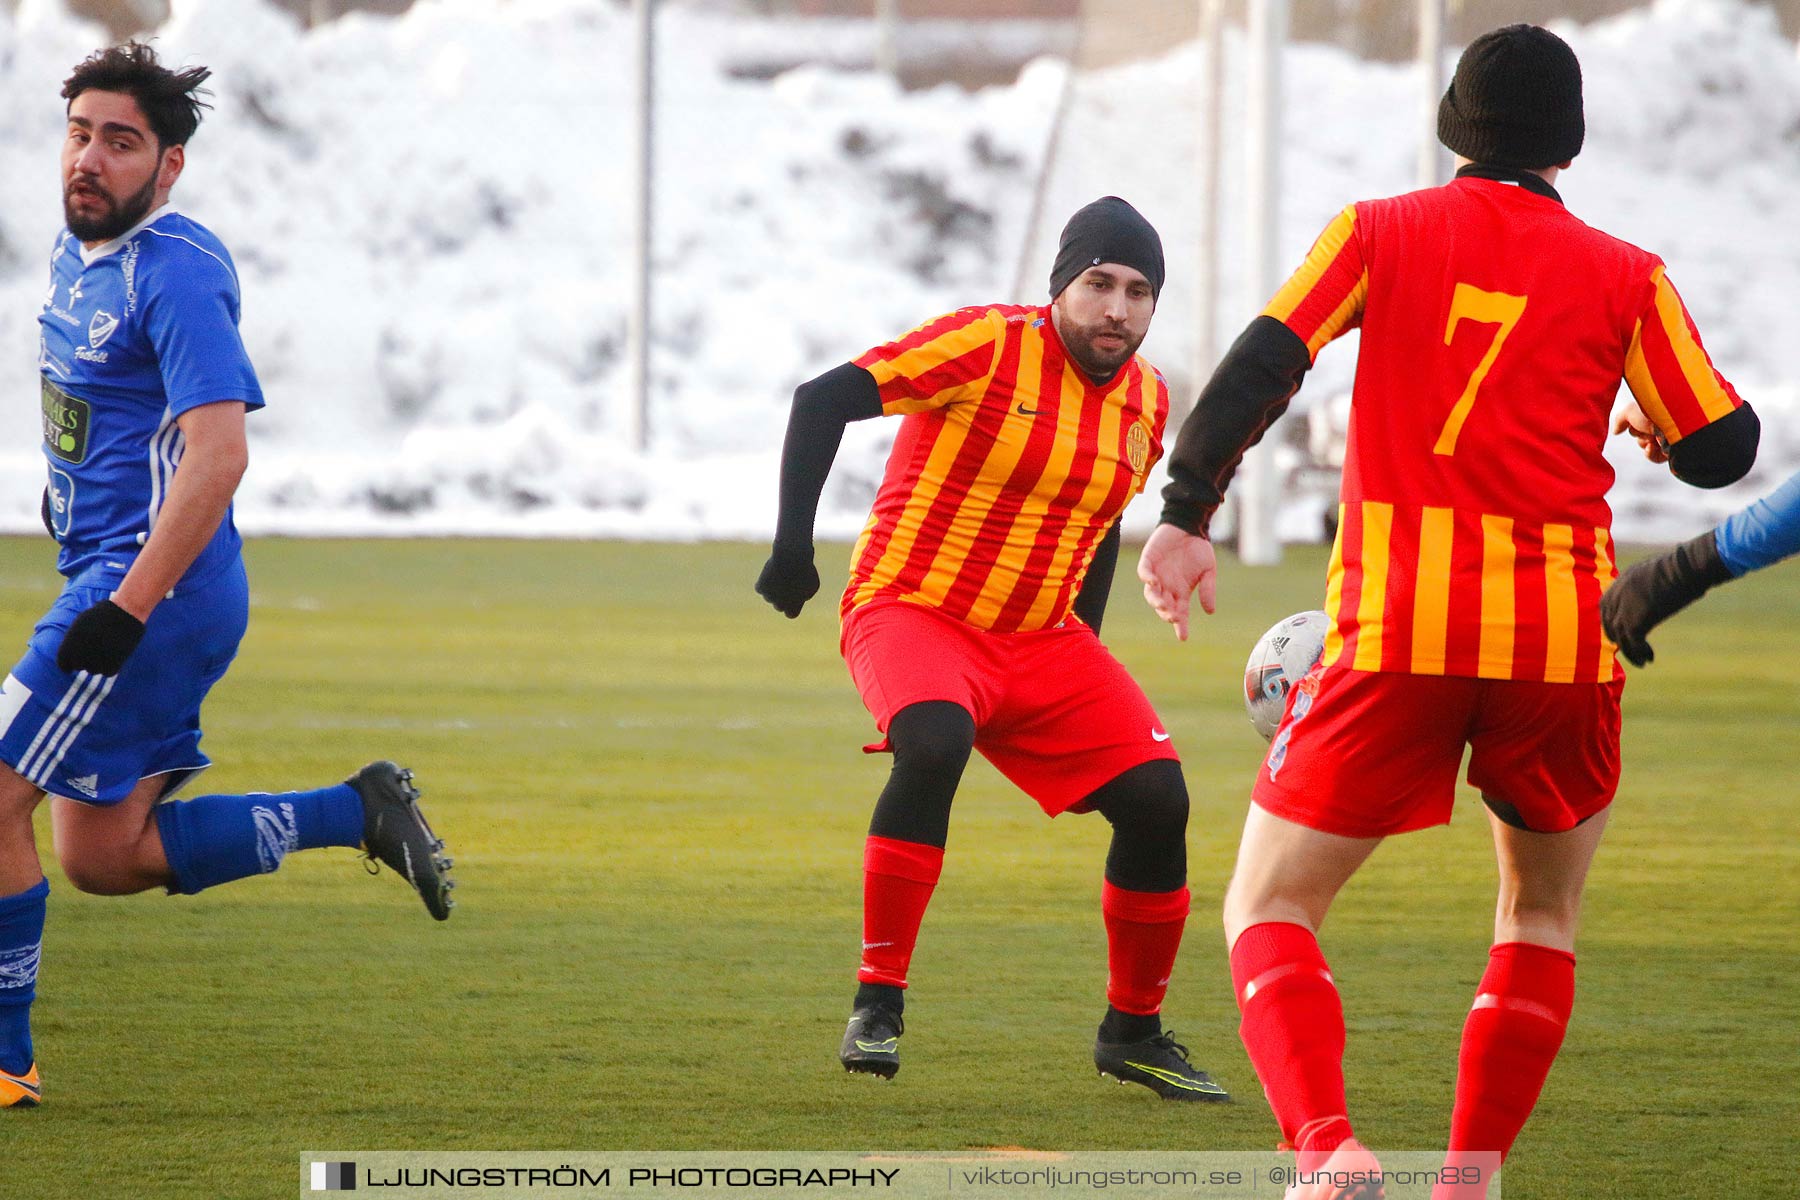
[1440,941,1575,1189]
[857,836,944,988]
[1230,922,1353,1163]
[1101,881,1189,1016]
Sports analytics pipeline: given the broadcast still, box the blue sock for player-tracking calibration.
[0,877,49,1074]
[154,784,364,895]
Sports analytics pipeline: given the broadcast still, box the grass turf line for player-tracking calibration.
[1,537,1793,1198]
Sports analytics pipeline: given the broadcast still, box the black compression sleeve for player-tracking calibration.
[773,362,883,553]
[1669,403,1760,489]
[1159,316,1312,534]
[1071,522,1121,634]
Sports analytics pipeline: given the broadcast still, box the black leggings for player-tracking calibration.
[866,701,1189,893]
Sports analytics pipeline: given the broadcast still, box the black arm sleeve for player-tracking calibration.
[1159,316,1313,534]
[1668,403,1760,490]
[772,362,884,554]
[1071,522,1121,635]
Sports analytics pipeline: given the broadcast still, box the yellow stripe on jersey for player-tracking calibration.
[1016,376,1135,630]
[907,410,1036,615]
[962,361,1081,627]
[1351,501,1393,672]
[1306,272,1371,359]
[1542,523,1580,683]
[1263,206,1368,357]
[1650,270,1738,424]
[1477,514,1516,678]
[1322,505,1348,667]
[1593,527,1618,682]
[1265,206,1357,325]
[1621,314,1677,441]
[909,329,1049,612]
[847,404,982,610]
[867,311,1003,415]
[1409,506,1455,675]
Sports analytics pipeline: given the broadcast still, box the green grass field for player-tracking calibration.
[3,537,1795,1198]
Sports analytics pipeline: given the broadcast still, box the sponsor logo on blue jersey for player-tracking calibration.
[35,207,264,588]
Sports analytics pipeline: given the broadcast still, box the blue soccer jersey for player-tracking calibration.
[36,205,263,590]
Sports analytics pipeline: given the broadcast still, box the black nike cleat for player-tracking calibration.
[839,1005,903,1079]
[1094,1030,1230,1102]
[352,762,455,921]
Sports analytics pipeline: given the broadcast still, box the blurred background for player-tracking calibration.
[0,0,1794,546]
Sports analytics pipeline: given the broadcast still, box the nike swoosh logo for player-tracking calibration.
[1151,729,1171,742]
[1016,403,1040,416]
[855,1038,899,1053]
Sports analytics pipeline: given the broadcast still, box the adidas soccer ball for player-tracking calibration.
[1243,610,1330,741]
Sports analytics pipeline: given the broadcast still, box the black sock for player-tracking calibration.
[1098,1005,1161,1043]
[855,982,905,1015]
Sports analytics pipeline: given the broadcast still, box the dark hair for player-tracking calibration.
[62,42,213,149]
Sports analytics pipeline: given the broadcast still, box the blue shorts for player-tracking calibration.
[0,559,248,805]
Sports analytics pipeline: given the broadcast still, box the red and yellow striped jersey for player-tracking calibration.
[1266,174,1744,682]
[843,304,1169,633]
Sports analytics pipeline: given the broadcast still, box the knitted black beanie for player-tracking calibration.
[1437,25,1584,170]
[1048,196,1164,301]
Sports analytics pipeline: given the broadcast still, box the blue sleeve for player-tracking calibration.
[141,248,265,417]
[1714,470,1800,577]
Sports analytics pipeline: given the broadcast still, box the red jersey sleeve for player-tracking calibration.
[852,306,1003,415]
[1621,267,1744,444]
[1261,204,1369,362]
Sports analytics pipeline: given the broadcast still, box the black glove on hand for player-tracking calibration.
[755,545,820,619]
[56,599,145,676]
[40,487,55,538]
[1600,530,1735,667]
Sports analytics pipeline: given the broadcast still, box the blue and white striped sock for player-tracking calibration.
[0,877,48,1075]
[154,784,364,895]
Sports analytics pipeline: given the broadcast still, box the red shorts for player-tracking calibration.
[841,599,1179,816]
[1252,664,1624,837]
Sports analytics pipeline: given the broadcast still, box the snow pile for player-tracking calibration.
[0,0,1790,543]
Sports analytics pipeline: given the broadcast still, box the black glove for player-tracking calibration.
[755,545,820,619]
[40,487,55,538]
[56,600,145,676]
[1600,531,1735,667]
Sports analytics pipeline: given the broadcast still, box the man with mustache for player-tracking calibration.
[0,43,454,1110]
[757,197,1228,1101]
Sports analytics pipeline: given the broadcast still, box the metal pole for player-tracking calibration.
[626,0,654,453]
[874,0,901,79]
[1416,0,1446,188]
[1187,0,1224,426]
[1011,17,1085,302]
[1239,0,1286,566]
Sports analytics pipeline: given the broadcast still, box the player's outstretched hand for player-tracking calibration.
[56,599,145,676]
[1611,401,1670,464]
[1600,531,1733,668]
[1137,523,1217,642]
[756,545,820,619]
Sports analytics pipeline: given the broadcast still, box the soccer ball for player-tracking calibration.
[1243,610,1331,741]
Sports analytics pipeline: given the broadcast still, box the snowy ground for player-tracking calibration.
[0,0,1792,543]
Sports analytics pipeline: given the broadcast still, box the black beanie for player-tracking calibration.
[1048,196,1164,301]
[1437,25,1583,170]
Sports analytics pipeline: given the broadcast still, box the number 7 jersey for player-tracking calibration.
[1268,172,1744,683]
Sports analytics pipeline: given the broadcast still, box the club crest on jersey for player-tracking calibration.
[88,310,118,349]
[1126,422,1151,475]
[76,310,118,363]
